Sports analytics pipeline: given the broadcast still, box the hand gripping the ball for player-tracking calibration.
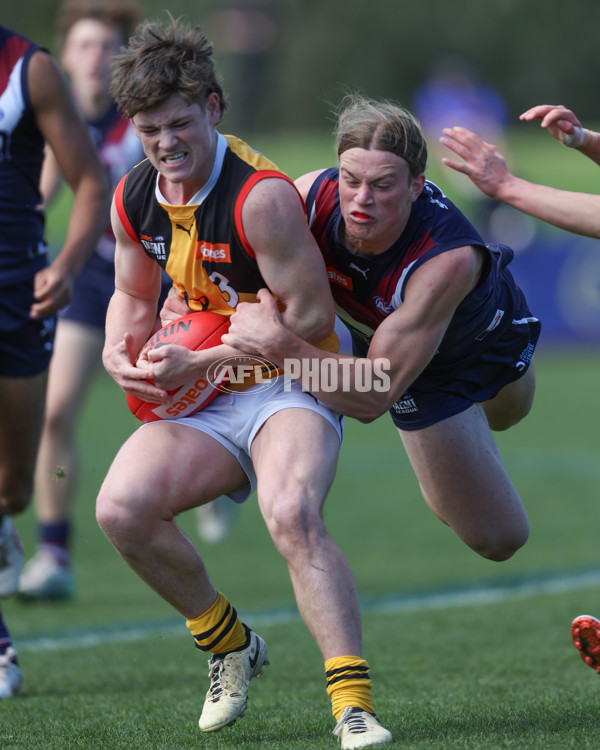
[127,311,230,422]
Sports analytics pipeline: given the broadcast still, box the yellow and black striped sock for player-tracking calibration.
[325,656,374,720]
[186,592,248,655]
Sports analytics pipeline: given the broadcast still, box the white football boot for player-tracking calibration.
[333,707,393,749]
[19,547,75,600]
[199,627,269,732]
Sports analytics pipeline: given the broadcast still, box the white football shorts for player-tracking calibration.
[141,378,343,503]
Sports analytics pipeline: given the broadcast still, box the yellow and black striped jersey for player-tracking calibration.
[114,132,338,388]
[115,133,289,315]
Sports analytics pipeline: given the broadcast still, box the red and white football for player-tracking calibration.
[127,311,230,423]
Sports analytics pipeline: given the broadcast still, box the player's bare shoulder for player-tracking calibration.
[295,169,327,201]
[27,48,70,112]
[241,173,308,251]
[243,173,303,217]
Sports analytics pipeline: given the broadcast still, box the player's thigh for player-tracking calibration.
[99,421,248,520]
[251,408,340,519]
[0,371,48,492]
[483,363,536,430]
[45,320,104,421]
[399,403,526,528]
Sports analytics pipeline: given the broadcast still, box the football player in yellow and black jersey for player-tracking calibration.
[97,16,391,749]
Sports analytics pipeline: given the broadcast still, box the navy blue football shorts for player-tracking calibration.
[353,314,541,432]
[59,252,115,328]
[0,277,56,377]
[60,252,173,329]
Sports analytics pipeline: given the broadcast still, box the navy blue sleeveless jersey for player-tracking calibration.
[0,27,57,377]
[306,168,541,429]
[0,26,46,272]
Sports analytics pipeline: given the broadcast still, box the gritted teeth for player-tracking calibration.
[165,152,185,163]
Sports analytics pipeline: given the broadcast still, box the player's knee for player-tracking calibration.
[96,489,137,544]
[260,492,324,558]
[474,522,529,561]
[96,493,117,538]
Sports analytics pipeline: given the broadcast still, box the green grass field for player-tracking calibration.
[2,349,600,749]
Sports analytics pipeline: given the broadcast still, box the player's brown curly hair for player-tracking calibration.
[110,14,228,120]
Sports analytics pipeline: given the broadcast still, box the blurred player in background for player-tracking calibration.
[413,61,537,252]
[97,18,391,748]
[439,102,600,670]
[0,24,109,696]
[222,94,540,568]
[18,0,176,601]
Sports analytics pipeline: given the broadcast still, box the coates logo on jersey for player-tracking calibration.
[197,241,232,263]
[327,267,353,290]
[374,296,394,316]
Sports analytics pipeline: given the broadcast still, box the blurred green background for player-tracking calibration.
[3,6,600,746]
[5,0,600,137]
[5,0,600,635]
[7,0,600,253]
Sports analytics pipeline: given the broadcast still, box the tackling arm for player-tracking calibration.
[38,146,64,209]
[223,246,483,421]
[241,176,335,343]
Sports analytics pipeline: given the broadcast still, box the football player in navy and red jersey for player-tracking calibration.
[0,25,109,696]
[18,0,175,603]
[224,94,540,566]
[97,18,391,748]
[439,104,600,677]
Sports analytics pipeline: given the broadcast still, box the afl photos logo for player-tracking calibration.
[206,355,280,393]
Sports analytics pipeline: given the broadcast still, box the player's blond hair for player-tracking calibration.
[110,15,228,120]
[334,94,427,177]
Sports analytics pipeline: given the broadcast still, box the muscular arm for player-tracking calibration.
[440,125,600,239]
[241,176,335,342]
[102,198,171,402]
[29,50,110,318]
[223,245,484,421]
